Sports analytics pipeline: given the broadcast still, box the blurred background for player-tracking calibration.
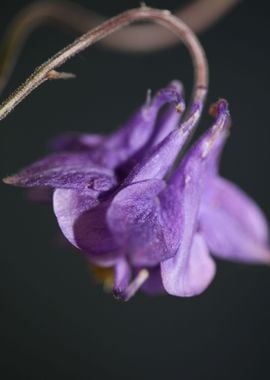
[1,1,270,379]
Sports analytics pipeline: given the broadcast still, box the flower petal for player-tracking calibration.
[127,129,188,183]
[161,233,216,297]
[53,188,98,248]
[116,81,185,177]
[150,81,185,146]
[159,101,230,296]
[88,81,184,169]
[53,189,121,266]
[49,82,183,155]
[108,101,229,267]
[107,127,205,267]
[107,179,169,266]
[200,177,270,263]
[4,152,117,191]
[158,155,209,295]
[127,101,203,184]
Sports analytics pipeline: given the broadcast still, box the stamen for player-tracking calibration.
[114,268,149,301]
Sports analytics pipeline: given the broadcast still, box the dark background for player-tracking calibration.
[1,1,270,379]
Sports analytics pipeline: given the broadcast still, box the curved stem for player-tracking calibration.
[104,0,240,52]
[0,0,239,97]
[0,6,208,122]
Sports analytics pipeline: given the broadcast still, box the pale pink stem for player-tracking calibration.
[0,0,239,96]
[0,7,208,122]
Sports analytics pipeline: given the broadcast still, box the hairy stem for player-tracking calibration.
[104,0,240,52]
[0,6,208,122]
[0,0,239,96]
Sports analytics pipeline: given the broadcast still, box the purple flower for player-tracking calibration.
[4,82,270,300]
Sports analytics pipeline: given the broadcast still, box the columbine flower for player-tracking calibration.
[4,82,269,300]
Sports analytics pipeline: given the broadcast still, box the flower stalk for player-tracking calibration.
[0,6,208,123]
[0,0,240,98]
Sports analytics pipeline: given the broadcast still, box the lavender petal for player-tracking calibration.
[4,152,117,191]
[53,189,122,266]
[200,177,270,263]
[161,233,216,297]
